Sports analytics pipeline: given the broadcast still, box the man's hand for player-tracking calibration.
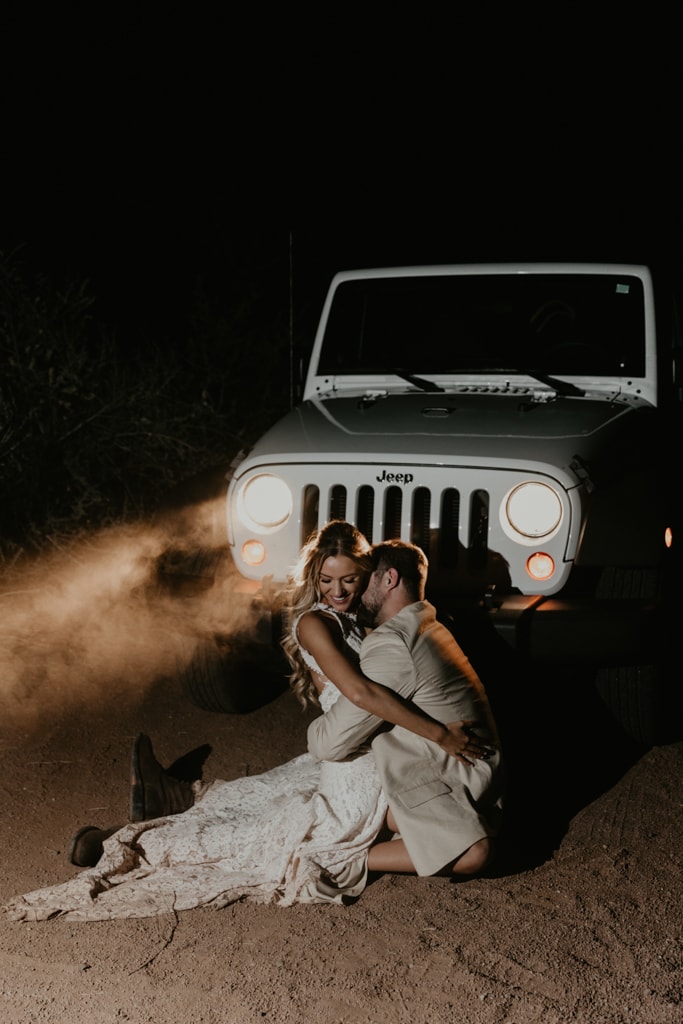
[439,720,492,765]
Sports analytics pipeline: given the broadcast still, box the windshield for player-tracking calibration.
[318,273,646,378]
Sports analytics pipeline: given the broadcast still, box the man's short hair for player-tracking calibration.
[370,540,428,601]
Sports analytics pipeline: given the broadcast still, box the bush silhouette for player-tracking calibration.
[0,247,291,556]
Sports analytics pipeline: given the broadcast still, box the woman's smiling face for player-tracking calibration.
[318,555,365,614]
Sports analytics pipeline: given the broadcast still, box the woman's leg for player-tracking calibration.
[446,836,493,877]
[367,808,494,877]
[367,807,416,873]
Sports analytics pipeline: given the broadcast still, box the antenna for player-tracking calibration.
[289,230,294,409]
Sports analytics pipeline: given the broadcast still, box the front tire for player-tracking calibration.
[181,635,290,713]
[595,664,660,747]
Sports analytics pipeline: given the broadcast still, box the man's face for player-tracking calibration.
[360,569,384,624]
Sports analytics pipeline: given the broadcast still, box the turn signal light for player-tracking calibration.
[242,540,266,566]
[526,551,555,582]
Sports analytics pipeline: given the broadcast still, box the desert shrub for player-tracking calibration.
[0,248,291,556]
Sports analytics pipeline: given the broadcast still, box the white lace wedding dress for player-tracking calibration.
[5,607,388,921]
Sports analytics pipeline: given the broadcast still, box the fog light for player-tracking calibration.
[526,551,555,582]
[242,539,266,566]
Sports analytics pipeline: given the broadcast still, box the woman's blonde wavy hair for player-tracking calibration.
[281,520,372,709]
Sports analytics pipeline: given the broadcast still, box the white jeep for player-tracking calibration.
[186,262,681,743]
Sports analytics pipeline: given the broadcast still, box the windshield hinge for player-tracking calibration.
[570,455,595,493]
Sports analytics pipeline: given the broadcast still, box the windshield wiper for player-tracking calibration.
[393,370,446,393]
[393,367,583,397]
[524,371,585,397]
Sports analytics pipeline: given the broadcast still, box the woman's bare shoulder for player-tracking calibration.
[297,608,342,648]
[298,607,333,632]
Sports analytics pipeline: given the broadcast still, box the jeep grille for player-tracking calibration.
[302,481,494,582]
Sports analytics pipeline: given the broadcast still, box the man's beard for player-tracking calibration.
[358,581,382,627]
[356,602,376,629]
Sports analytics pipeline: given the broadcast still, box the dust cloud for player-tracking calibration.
[0,500,254,730]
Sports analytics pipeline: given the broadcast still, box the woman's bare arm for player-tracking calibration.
[297,612,489,764]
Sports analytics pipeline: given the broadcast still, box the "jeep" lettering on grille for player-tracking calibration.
[376,470,414,485]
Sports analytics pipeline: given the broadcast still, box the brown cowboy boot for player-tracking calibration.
[130,733,195,822]
[68,825,122,867]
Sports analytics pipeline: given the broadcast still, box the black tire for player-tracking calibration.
[181,635,289,713]
[595,664,676,747]
[595,566,665,601]
[594,561,678,746]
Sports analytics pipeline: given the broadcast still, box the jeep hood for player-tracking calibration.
[241,392,649,470]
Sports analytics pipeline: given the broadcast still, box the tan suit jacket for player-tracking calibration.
[307,601,504,875]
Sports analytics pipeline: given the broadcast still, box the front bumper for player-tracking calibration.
[481,593,661,663]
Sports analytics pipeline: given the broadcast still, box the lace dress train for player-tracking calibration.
[5,609,388,921]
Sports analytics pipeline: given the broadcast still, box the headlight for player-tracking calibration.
[501,482,563,543]
[237,474,293,532]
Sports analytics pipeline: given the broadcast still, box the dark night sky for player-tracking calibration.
[3,211,675,355]
[2,9,680,349]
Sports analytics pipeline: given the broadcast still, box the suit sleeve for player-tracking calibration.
[306,692,382,762]
[306,628,415,762]
[360,628,416,699]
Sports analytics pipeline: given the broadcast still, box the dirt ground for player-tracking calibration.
[0,531,682,1024]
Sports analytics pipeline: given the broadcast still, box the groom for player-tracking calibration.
[307,539,504,878]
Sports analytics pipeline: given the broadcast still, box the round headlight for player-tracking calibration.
[504,482,563,541]
[238,474,293,531]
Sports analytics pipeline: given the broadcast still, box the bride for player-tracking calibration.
[5,521,487,921]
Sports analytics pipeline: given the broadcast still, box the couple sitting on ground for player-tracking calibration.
[5,521,504,921]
